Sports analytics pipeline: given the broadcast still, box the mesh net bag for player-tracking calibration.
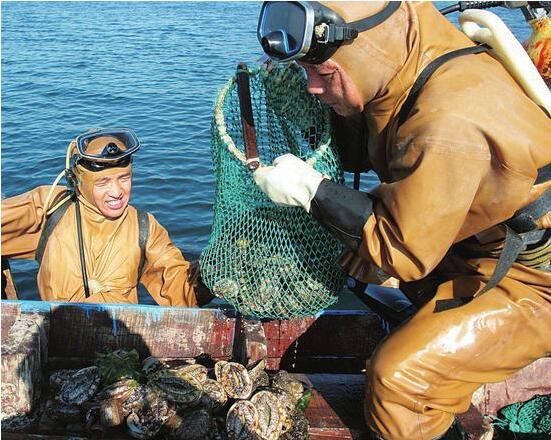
[199,63,346,319]
[493,394,551,439]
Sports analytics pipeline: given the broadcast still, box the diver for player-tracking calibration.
[255,2,551,439]
[1,128,205,306]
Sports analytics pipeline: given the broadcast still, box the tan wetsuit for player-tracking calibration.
[2,185,198,307]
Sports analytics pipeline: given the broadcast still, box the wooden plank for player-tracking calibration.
[1,435,87,440]
[472,357,551,416]
[264,311,385,372]
[47,303,236,360]
[293,373,367,436]
[1,301,21,342]
[2,259,19,300]
[234,317,268,366]
[309,429,363,439]
[1,312,49,425]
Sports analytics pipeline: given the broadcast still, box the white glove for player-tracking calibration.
[253,154,325,212]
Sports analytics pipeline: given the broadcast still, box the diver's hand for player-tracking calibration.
[253,154,325,212]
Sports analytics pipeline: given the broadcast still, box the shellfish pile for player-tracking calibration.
[38,350,311,439]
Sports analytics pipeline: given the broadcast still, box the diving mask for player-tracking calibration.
[257,1,402,64]
[73,128,140,171]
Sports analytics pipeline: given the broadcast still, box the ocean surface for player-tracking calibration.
[1,1,532,301]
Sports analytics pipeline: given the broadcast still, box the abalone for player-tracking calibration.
[58,366,101,406]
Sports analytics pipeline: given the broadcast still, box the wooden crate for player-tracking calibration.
[2,300,549,439]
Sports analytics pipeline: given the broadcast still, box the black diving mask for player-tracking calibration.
[74,128,140,171]
[257,1,402,64]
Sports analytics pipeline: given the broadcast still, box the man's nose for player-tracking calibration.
[306,71,325,95]
[107,181,123,197]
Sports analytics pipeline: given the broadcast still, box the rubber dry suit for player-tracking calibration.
[1,136,198,307]
[308,2,551,440]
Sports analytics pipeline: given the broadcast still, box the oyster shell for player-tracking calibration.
[215,360,266,400]
[142,356,166,376]
[96,378,138,402]
[280,409,309,440]
[250,390,286,440]
[121,383,149,415]
[150,372,203,406]
[48,368,79,391]
[213,278,240,301]
[200,378,228,411]
[215,361,252,400]
[44,398,82,423]
[170,363,209,384]
[84,403,100,427]
[2,412,40,433]
[270,371,304,404]
[58,366,101,405]
[165,408,214,440]
[226,400,261,440]
[267,388,296,434]
[99,398,124,427]
[126,389,174,439]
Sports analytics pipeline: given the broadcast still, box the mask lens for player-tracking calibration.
[76,128,140,162]
[258,2,308,60]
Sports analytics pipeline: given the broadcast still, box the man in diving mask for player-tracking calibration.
[2,128,205,307]
[255,2,550,439]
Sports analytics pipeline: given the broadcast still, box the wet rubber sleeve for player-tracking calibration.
[139,214,198,307]
[310,179,374,251]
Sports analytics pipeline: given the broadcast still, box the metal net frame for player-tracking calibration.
[200,63,346,319]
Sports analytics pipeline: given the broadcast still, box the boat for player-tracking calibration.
[1,3,549,438]
[1,299,549,439]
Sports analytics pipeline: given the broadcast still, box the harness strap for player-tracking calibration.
[434,226,527,312]
[505,165,551,232]
[137,209,150,281]
[435,167,550,312]
[36,192,73,266]
[36,200,150,285]
[396,45,489,129]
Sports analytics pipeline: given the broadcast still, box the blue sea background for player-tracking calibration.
[1,1,532,302]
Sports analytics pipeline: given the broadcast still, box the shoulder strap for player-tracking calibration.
[396,45,489,129]
[137,209,150,280]
[36,194,73,266]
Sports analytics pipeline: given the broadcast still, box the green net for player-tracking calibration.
[200,63,346,319]
[493,394,551,439]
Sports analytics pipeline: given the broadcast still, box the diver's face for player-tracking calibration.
[91,169,132,218]
[300,59,364,116]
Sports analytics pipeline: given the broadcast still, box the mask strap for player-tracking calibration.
[348,1,402,32]
[319,2,402,44]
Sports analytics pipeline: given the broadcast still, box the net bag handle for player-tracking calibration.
[236,63,261,171]
[216,63,332,169]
